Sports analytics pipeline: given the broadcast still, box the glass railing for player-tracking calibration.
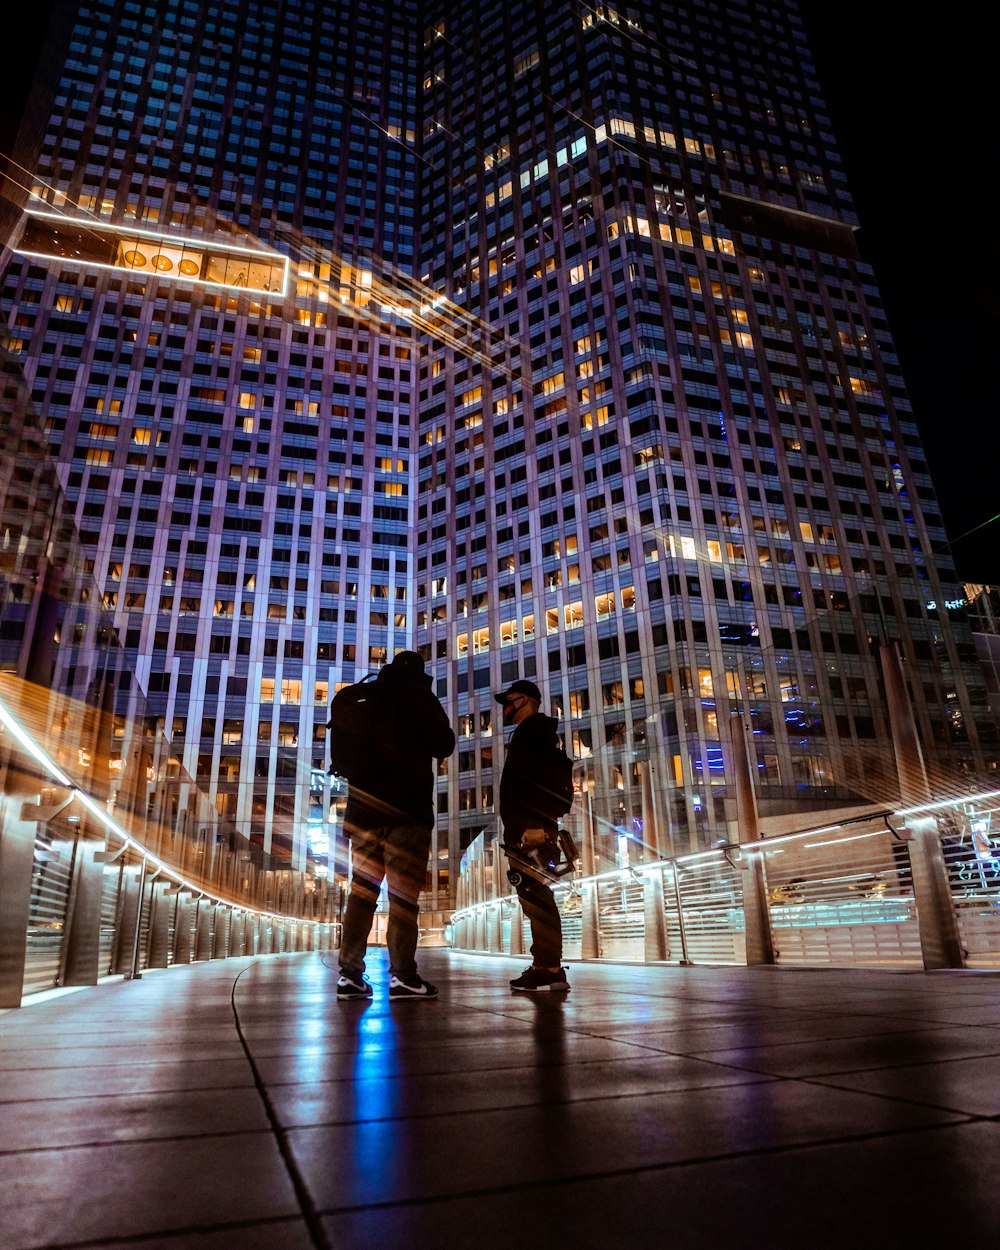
[452,789,1000,970]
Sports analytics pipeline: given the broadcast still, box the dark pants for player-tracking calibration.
[507,853,563,968]
[339,820,431,979]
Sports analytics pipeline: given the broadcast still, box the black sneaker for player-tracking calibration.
[510,966,570,993]
[389,974,438,1001]
[337,971,373,1000]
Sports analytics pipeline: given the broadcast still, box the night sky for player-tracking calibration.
[2,3,997,583]
[801,5,999,585]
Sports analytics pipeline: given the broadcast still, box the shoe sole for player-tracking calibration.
[511,984,570,993]
[389,991,438,1000]
[337,992,372,1000]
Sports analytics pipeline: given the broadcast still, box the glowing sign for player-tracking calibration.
[16,210,289,297]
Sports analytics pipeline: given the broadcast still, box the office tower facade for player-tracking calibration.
[1,0,994,905]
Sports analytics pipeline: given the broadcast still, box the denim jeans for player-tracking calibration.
[339,820,431,979]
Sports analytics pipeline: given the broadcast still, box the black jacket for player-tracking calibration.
[345,665,455,830]
[499,712,564,844]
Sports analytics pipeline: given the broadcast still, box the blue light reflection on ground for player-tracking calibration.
[346,994,404,1191]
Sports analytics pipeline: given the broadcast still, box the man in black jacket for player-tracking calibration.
[336,651,455,1000]
[495,679,570,992]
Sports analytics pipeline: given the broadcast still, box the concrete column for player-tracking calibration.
[487,905,501,952]
[642,869,668,962]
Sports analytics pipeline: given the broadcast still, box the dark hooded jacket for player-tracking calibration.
[498,712,565,844]
[345,660,455,830]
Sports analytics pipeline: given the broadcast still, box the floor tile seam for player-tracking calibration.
[2,1212,307,1250]
[230,963,333,1250]
[589,1024,999,1061]
[0,1124,277,1159]
[311,1117,977,1218]
[0,1055,250,1072]
[793,1072,1000,1120]
[645,1047,1000,1082]
[0,1082,258,1106]
[275,1075,780,1131]
[571,1019,961,1046]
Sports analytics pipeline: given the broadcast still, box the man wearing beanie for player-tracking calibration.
[333,650,455,1000]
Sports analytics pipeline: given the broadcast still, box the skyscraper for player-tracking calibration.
[1,0,994,908]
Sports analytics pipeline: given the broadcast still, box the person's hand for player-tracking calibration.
[522,828,548,848]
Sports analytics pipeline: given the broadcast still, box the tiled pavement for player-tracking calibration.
[3,950,1000,1248]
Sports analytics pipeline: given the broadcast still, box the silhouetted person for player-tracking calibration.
[334,651,454,1000]
[496,679,570,992]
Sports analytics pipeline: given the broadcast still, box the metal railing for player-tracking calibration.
[451,791,1000,970]
[0,675,340,1006]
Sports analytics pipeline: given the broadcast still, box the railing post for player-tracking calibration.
[670,867,692,965]
[880,640,964,969]
[232,911,247,956]
[127,857,149,980]
[111,862,141,977]
[643,868,668,961]
[213,906,231,959]
[728,712,775,965]
[195,897,214,960]
[60,838,105,986]
[0,761,40,1006]
[508,897,524,955]
[580,880,600,959]
[147,881,172,968]
[741,849,776,966]
[173,893,196,964]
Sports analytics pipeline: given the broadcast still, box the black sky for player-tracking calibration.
[801,5,1000,584]
[2,3,998,582]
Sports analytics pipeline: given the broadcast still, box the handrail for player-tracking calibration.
[0,688,330,928]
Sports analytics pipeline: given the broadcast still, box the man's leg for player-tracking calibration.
[382,822,432,979]
[511,869,562,969]
[339,826,384,977]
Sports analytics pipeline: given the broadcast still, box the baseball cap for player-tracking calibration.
[494,679,541,706]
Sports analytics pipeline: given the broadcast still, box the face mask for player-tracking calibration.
[503,700,518,722]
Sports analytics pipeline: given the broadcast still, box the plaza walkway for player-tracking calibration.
[2,950,1000,1248]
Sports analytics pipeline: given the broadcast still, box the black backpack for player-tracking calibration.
[549,741,576,817]
[327,674,381,779]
